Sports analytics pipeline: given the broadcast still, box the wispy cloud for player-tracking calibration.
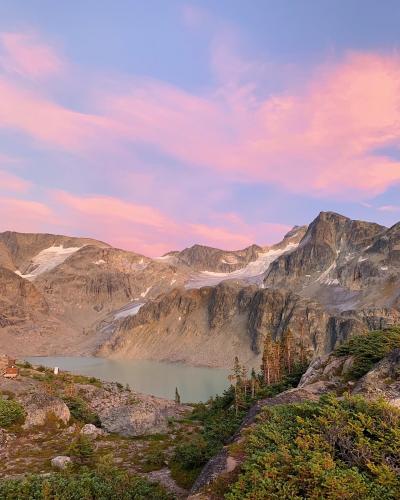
[1,27,400,253]
[0,169,31,193]
[0,32,65,79]
[378,204,400,212]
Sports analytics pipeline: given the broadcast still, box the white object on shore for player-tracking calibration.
[54,366,59,375]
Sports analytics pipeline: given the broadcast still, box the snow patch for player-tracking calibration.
[170,279,176,285]
[186,242,298,289]
[358,256,368,263]
[94,259,106,265]
[316,261,336,285]
[15,245,83,281]
[381,266,388,271]
[140,286,151,298]
[114,303,144,320]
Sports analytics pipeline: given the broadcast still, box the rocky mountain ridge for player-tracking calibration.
[0,212,399,368]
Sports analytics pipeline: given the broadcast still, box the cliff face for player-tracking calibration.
[98,280,398,368]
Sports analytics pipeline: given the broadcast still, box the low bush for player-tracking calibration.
[0,468,172,499]
[143,446,166,471]
[226,394,400,499]
[63,396,101,426]
[335,327,400,379]
[0,397,25,428]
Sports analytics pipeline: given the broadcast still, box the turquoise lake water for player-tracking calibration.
[25,356,230,403]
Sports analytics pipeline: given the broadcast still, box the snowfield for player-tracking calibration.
[186,242,299,289]
[15,245,83,281]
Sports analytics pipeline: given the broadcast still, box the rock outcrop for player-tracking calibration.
[75,383,188,437]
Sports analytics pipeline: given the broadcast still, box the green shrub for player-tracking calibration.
[67,434,94,464]
[18,360,32,369]
[143,446,166,471]
[170,365,307,489]
[226,394,400,499]
[173,435,210,470]
[0,398,25,428]
[335,327,400,379]
[63,396,101,426]
[0,469,172,499]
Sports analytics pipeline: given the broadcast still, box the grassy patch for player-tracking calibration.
[62,396,101,426]
[0,397,25,428]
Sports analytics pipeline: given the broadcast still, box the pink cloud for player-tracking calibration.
[0,169,31,193]
[48,190,282,255]
[0,197,55,233]
[102,52,400,198]
[0,77,111,151]
[0,32,64,79]
[189,224,254,249]
[1,31,399,202]
[53,190,177,231]
[378,205,400,212]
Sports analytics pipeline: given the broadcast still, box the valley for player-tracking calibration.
[0,211,399,370]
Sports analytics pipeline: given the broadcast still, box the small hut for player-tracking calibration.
[1,356,19,378]
[4,365,19,379]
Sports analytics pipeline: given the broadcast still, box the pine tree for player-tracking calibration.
[68,435,94,465]
[230,356,246,415]
[175,387,181,404]
[281,328,294,374]
[261,332,274,385]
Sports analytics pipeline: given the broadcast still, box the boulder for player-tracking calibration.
[51,456,72,469]
[19,392,70,428]
[100,404,170,436]
[77,382,188,437]
[80,423,104,438]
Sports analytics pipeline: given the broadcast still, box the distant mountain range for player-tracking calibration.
[0,211,399,368]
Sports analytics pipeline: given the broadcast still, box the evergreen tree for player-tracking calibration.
[261,332,274,385]
[68,435,94,465]
[250,368,258,398]
[230,356,247,415]
[281,328,294,374]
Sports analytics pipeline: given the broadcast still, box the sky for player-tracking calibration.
[0,1,400,256]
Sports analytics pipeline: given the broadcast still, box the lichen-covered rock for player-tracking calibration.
[19,392,70,428]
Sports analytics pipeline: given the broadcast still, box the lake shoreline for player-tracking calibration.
[24,356,230,403]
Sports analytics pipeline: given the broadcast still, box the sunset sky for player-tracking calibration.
[1,1,400,256]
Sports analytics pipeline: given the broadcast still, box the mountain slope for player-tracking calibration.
[0,212,399,367]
